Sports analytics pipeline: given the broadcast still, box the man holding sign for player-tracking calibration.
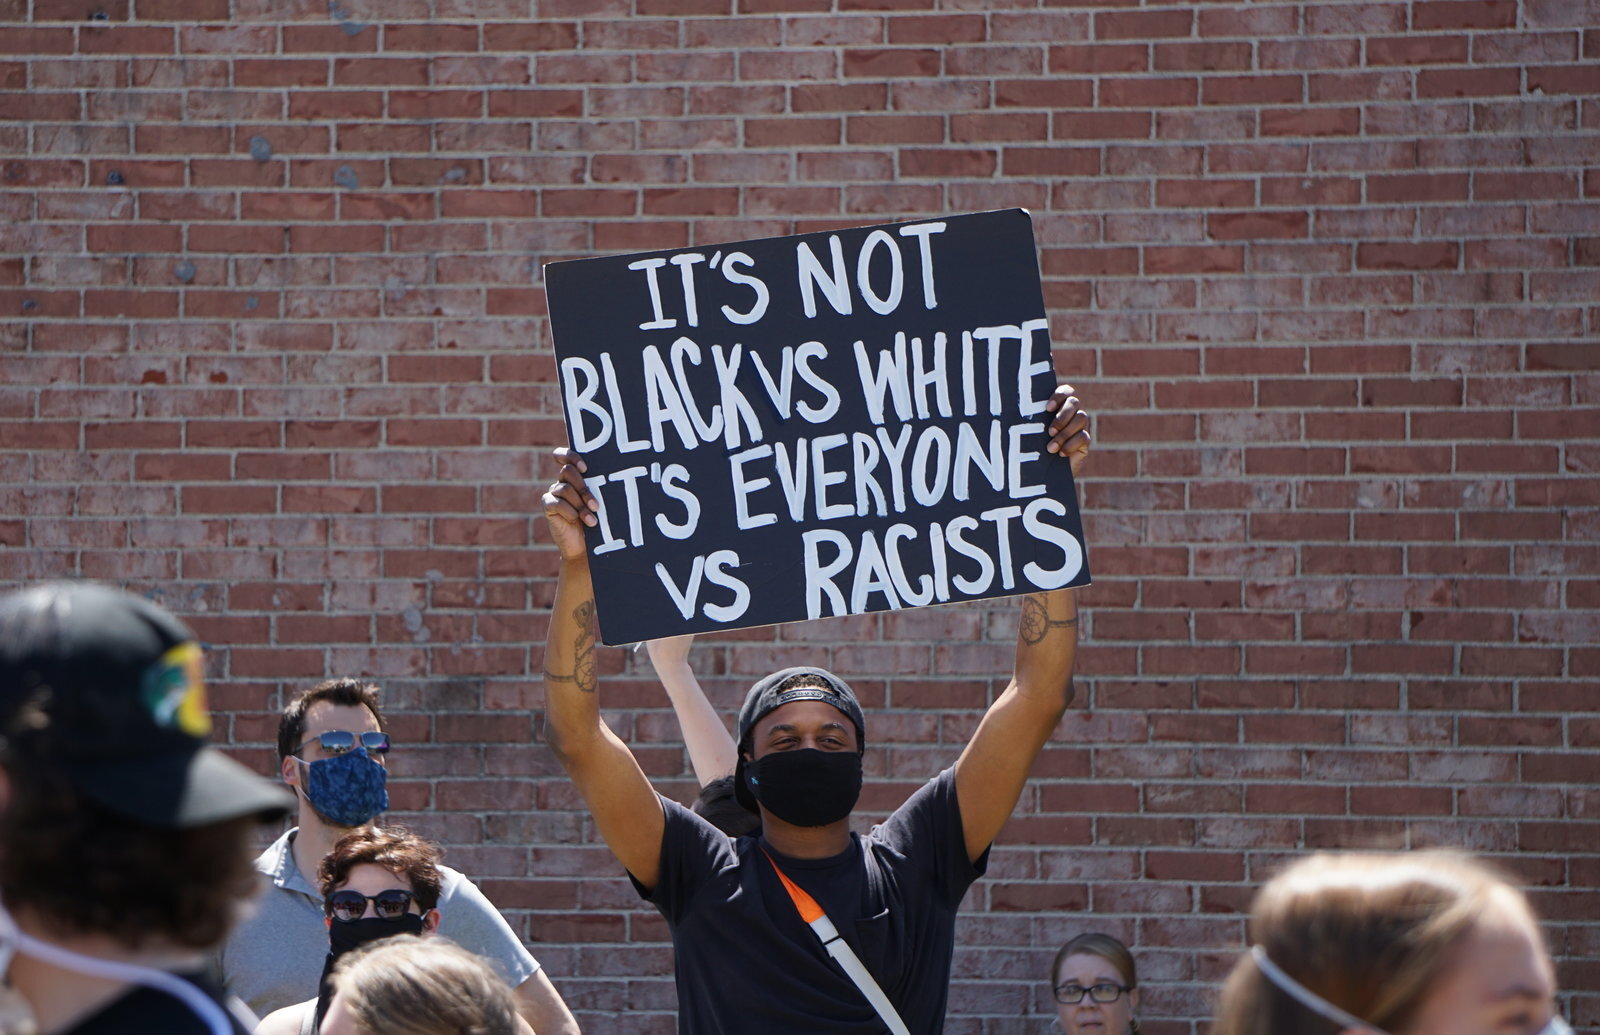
[539,384,1088,1033]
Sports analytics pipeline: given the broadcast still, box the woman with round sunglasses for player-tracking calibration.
[254,828,442,1035]
[1214,850,1572,1035]
[1052,932,1140,1034]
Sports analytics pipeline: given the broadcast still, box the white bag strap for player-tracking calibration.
[761,848,911,1035]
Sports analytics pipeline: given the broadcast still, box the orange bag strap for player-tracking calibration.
[757,846,912,1035]
[760,846,826,924]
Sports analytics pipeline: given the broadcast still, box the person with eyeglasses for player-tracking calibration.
[1213,850,1572,1035]
[217,678,578,1035]
[255,827,534,1035]
[1051,932,1140,1033]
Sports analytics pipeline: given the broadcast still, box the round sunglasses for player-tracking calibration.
[325,888,417,923]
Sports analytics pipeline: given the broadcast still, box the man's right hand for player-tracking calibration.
[541,447,598,561]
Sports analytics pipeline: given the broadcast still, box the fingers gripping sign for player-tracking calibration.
[1043,384,1091,476]
[542,447,600,561]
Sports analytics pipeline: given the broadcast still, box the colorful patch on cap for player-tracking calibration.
[141,642,211,737]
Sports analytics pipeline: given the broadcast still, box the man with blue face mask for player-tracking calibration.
[217,678,580,1035]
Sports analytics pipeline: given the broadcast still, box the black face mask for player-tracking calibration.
[327,912,425,956]
[315,912,427,1029]
[744,748,862,827]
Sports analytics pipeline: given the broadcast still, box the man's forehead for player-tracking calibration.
[304,699,381,733]
[758,699,855,733]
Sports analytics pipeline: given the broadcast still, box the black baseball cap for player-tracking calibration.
[0,582,293,829]
[734,666,866,813]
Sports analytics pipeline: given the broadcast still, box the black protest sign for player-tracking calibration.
[545,208,1090,645]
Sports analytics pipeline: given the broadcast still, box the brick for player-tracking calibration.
[1526,63,1600,95]
[1203,74,1303,106]
[1103,76,1198,108]
[1367,34,1469,65]
[1095,9,1193,39]
[887,13,983,44]
[1369,172,1471,204]
[842,47,940,78]
[1357,242,1460,271]
[1418,67,1522,99]
[1414,0,1518,28]
[1260,106,1362,136]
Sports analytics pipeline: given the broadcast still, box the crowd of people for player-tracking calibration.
[0,383,1572,1034]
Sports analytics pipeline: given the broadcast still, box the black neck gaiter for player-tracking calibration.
[312,913,426,1031]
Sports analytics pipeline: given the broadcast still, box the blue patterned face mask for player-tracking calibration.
[301,747,388,828]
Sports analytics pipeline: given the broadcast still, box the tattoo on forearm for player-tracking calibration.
[1020,596,1047,644]
[573,599,597,693]
[543,669,578,683]
[1020,594,1078,645]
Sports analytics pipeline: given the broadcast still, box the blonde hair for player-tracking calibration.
[330,936,519,1035]
[1053,932,1138,990]
[1213,851,1530,1035]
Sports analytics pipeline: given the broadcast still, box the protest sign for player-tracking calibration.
[545,208,1090,645]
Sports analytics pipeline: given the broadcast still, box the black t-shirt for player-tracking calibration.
[635,767,988,1034]
[66,969,253,1035]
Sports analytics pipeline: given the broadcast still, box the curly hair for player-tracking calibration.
[0,764,258,950]
[278,677,385,762]
[318,827,444,913]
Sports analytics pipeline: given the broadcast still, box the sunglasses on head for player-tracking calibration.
[326,888,416,923]
[295,730,390,757]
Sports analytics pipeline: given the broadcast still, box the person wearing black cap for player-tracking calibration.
[0,581,294,1035]
[541,384,1090,1033]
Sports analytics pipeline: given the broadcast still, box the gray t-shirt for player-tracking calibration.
[217,828,540,1017]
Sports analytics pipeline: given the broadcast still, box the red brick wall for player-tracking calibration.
[2,1,1597,1030]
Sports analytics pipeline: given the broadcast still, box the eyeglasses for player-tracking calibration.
[326,888,416,923]
[295,730,390,757]
[1054,983,1131,1005]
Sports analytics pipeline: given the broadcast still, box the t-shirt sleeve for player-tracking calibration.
[435,869,541,988]
[628,793,736,924]
[870,767,988,907]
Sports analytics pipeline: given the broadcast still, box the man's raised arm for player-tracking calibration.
[541,448,666,889]
[953,385,1089,864]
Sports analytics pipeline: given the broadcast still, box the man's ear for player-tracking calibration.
[422,909,441,933]
[281,754,301,789]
